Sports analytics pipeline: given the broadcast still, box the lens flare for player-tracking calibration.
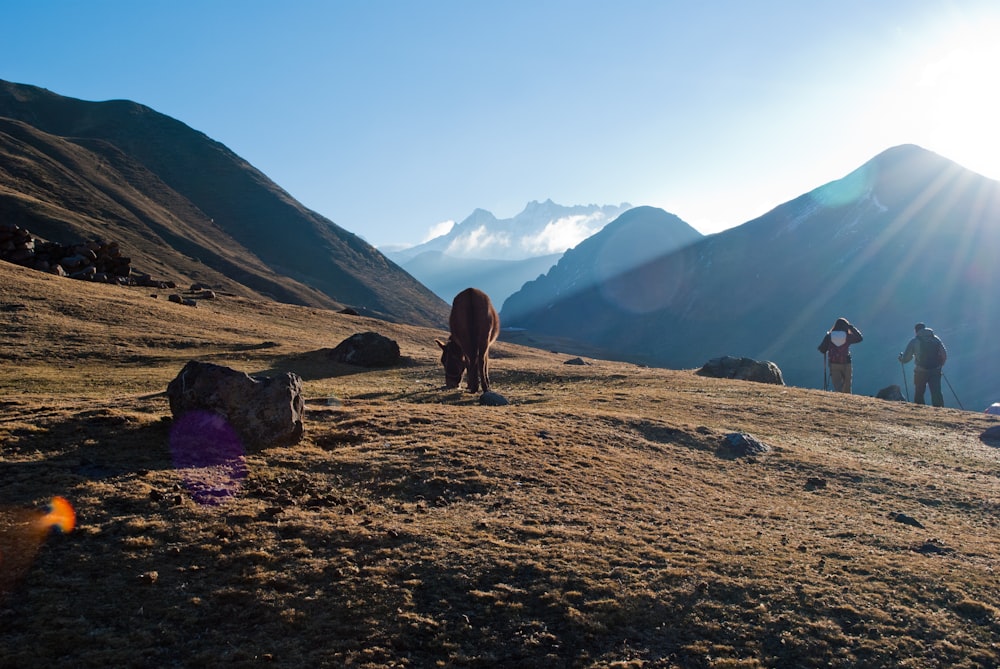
[169,410,248,505]
[1,497,75,595]
[41,497,76,534]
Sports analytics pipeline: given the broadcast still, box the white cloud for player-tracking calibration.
[445,225,511,256]
[519,214,607,255]
[422,219,456,243]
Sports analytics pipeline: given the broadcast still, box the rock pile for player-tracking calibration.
[0,223,175,288]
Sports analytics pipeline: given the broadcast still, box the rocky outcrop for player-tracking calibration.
[0,223,174,288]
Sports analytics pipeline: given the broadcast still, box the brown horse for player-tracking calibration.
[435,287,500,393]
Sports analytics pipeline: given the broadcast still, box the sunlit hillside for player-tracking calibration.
[3,260,1000,668]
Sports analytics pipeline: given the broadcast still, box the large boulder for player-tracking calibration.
[697,356,784,385]
[166,361,304,450]
[329,332,401,367]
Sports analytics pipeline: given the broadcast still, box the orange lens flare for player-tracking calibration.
[41,497,75,533]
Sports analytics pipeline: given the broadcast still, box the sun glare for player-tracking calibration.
[898,18,1000,181]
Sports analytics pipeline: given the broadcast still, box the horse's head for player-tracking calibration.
[436,338,466,388]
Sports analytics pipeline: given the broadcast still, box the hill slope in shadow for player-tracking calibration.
[0,79,447,326]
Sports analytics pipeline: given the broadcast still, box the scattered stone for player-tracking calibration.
[718,432,771,459]
[914,539,953,555]
[329,332,401,367]
[891,512,924,528]
[563,357,589,365]
[697,356,784,385]
[138,571,158,585]
[876,385,906,401]
[166,361,304,451]
[479,391,509,406]
[980,425,1000,445]
[805,477,828,490]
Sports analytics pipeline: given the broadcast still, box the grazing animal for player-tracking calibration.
[436,288,500,393]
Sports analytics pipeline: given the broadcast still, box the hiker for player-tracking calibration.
[898,322,948,407]
[817,317,863,393]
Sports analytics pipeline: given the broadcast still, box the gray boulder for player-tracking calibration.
[166,361,304,450]
[697,356,784,385]
[479,391,509,406]
[718,432,771,459]
[329,331,401,367]
[981,425,1000,446]
[876,385,906,401]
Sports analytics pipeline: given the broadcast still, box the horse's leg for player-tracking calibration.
[481,352,490,391]
[466,355,480,393]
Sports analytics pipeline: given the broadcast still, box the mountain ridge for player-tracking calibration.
[0,79,448,326]
[501,144,1000,410]
[390,199,633,263]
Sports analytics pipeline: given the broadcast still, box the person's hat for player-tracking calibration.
[915,322,926,332]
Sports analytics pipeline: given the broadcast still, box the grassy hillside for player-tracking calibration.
[2,260,1000,668]
[0,79,449,327]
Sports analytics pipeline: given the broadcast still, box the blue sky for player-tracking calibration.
[5,1,1000,249]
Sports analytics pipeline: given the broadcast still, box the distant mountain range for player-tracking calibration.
[501,145,1000,411]
[392,200,632,263]
[397,251,563,310]
[0,79,448,327]
[388,200,632,305]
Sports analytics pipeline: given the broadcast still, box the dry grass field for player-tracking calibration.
[2,260,1000,668]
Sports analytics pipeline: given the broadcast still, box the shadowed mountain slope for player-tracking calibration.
[0,79,447,326]
[398,250,562,306]
[502,146,1000,410]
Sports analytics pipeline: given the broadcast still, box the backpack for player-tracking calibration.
[827,341,850,364]
[919,335,947,368]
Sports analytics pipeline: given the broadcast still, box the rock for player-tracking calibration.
[718,432,771,459]
[980,425,1000,445]
[329,332,401,367]
[166,361,304,450]
[876,385,906,401]
[563,357,589,365]
[479,391,509,406]
[890,512,924,528]
[697,356,784,385]
[914,539,953,555]
[805,477,827,490]
[339,307,360,316]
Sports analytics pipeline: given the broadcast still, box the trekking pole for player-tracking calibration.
[823,352,829,391]
[899,359,909,401]
[942,373,964,410]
